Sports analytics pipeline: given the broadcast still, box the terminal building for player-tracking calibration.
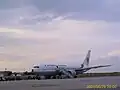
[0,71,12,77]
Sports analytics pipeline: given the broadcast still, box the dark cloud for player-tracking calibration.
[32,0,104,12]
[0,0,30,9]
[0,0,120,28]
[31,0,120,22]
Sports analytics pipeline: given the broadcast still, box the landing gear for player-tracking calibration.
[55,75,71,79]
[60,75,68,79]
[50,75,65,79]
[55,75,60,79]
[74,75,77,78]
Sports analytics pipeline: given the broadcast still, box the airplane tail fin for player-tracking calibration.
[81,50,91,68]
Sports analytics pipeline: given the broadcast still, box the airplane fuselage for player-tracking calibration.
[31,50,111,78]
[32,65,85,77]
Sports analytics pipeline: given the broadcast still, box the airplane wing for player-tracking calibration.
[76,65,112,71]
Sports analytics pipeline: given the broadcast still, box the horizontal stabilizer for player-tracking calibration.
[76,65,111,71]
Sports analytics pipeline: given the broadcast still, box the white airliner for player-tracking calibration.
[31,50,111,78]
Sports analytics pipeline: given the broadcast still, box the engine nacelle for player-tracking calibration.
[68,70,76,76]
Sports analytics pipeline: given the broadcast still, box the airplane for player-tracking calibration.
[31,50,111,79]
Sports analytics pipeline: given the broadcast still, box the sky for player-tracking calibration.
[0,0,120,72]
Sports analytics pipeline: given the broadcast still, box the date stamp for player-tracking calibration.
[86,84,117,88]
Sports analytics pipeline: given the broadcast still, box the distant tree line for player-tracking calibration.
[77,72,120,78]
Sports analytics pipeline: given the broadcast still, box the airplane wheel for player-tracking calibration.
[50,76,55,79]
[74,75,77,78]
[55,75,60,79]
[60,75,66,79]
[37,76,41,80]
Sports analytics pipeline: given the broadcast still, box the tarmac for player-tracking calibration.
[0,76,120,90]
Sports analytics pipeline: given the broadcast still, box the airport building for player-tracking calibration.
[0,71,12,77]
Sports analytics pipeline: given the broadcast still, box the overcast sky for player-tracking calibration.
[0,0,120,72]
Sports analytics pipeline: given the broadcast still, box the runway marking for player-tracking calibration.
[32,84,59,87]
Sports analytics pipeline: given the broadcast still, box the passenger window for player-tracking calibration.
[34,66,39,68]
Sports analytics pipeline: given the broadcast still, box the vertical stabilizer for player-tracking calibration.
[81,50,91,68]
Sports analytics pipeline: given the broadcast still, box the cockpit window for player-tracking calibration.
[33,66,39,68]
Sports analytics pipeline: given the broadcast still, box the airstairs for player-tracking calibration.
[58,68,73,78]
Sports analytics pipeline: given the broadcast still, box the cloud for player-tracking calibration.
[0,0,31,9]
[1,0,120,29]
[1,19,120,71]
[31,0,120,22]
[0,0,120,72]
[90,55,120,72]
[108,50,120,56]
